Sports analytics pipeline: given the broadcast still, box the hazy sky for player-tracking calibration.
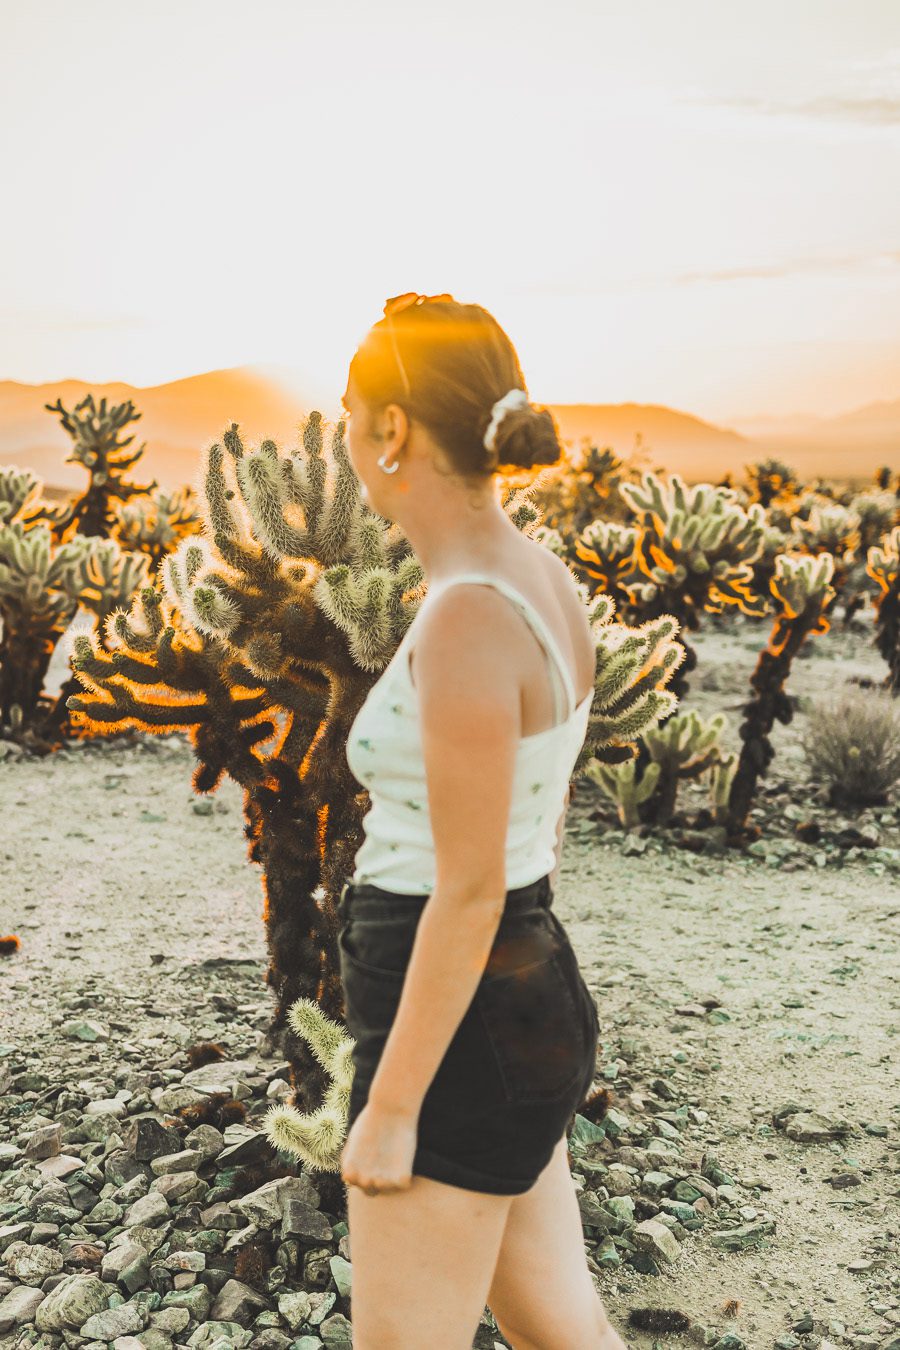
[2,0,898,425]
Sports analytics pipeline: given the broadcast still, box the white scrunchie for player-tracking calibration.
[483,388,530,454]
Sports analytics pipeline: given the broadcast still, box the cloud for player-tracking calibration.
[711,93,900,126]
[672,250,900,285]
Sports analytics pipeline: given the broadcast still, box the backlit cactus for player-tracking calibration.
[574,592,683,769]
[43,393,157,540]
[744,458,798,509]
[726,552,837,841]
[570,519,639,616]
[581,470,769,699]
[0,505,152,737]
[866,524,900,691]
[66,410,682,1106]
[114,486,201,571]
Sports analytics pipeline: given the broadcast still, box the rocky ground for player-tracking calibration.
[0,613,898,1349]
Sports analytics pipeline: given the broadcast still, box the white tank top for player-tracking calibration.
[345,572,593,894]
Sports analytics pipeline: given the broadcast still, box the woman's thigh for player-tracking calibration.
[486,1134,612,1347]
[346,1172,514,1350]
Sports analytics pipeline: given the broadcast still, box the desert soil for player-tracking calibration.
[0,611,898,1347]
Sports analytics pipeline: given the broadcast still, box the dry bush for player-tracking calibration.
[798,686,900,807]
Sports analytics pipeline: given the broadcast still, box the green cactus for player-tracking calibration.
[866,524,900,691]
[66,410,682,1108]
[707,751,737,824]
[0,497,153,737]
[726,551,837,841]
[263,998,355,1173]
[609,470,768,698]
[43,393,157,540]
[583,756,660,829]
[114,486,201,571]
[640,708,729,826]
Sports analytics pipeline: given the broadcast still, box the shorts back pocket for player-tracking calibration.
[475,946,587,1104]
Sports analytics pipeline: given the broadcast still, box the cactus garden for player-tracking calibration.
[0,389,897,1349]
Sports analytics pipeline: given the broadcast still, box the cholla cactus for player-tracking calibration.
[852,490,899,555]
[114,486,201,570]
[263,998,355,1173]
[43,393,157,540]
[789,502,861,614]
[612,471,768,697]
[574,592,683,770]
[745,458,798,508]
[0,521,92,730]
[0,511,152,737]
[0,467,48,528]
[866,524,900,691]
[573,519,639,615]
[707,751,737,824]
[640,708,729,826]
[66,411,682,1105]
[584,756,660,829]
[727,552,837,841]
[790,502,859,556]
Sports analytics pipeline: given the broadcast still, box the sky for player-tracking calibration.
[1,0,898,426]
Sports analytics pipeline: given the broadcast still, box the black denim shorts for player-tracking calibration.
[336,871,600,1195]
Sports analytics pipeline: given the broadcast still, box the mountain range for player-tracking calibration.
[0,364,895,495]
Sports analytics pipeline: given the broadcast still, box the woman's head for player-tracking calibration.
[342,294,563,512]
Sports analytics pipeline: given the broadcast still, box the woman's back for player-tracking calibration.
[346,566,594,893]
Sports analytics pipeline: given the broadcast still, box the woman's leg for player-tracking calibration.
[486,1134,627,1348]
[346,1171,513,1349]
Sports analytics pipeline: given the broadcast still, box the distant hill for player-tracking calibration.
[0,366,894,494]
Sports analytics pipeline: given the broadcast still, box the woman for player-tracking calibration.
[338,293,627,1349]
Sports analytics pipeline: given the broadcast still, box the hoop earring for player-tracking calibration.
[377,453,400,475]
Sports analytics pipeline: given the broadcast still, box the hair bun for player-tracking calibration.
[488,403,563,470]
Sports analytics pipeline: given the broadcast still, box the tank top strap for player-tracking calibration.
[429,572,577,721]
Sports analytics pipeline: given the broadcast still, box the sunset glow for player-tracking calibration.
[2,0,899,427]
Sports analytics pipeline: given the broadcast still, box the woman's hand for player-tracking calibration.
[340,1101,418,1196]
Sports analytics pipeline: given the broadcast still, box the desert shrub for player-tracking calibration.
[798,686,900,807]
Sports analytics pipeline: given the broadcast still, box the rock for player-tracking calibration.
[61,1019,110,1042]
[230,1176,318,1230]
[149,1306,192,1334]
[150,1150,205,1176]
[124,1193,172,1229]
[34,1273,109,1331]
[4,1241,65,1285]
[783,1111,852,1142]
[100,1240,151,1293]
[208,1279,271,1325]
[276,1291,313,1332]
[280,1200,333,1245]
[709,1218,776,1250]
[81,1302,148,1340]
[631,1218,681,1263]
[121,1118,183,1163]
[0,1284,46,1333]
[180,1061,259,1096]
[23,1124,63,1160]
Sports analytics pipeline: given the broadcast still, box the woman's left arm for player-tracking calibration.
[339,586,524,1190]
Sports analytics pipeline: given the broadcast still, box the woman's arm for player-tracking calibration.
[365,585,525,1121]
